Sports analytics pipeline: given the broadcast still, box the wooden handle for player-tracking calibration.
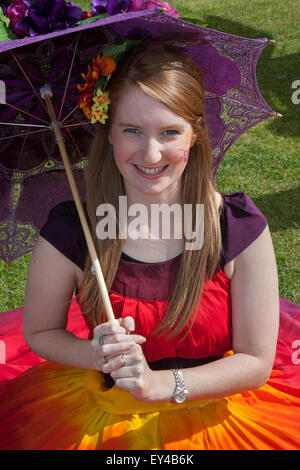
[42,91,116,323]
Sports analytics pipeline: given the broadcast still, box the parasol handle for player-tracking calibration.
[41,86,116,323]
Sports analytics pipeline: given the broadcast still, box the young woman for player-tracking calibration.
[0,44,299,450]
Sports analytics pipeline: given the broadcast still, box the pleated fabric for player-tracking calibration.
[0,297,299,450]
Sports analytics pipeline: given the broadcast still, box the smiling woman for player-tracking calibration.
[0,41,299,451]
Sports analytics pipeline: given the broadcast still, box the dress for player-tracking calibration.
[0,192,299,450]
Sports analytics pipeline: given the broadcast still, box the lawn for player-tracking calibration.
[0,0,299,311]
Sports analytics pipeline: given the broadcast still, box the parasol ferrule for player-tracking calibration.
[270,111,283,118]
[40,84,53,99]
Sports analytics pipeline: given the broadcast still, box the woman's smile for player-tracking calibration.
[134,164,169,177]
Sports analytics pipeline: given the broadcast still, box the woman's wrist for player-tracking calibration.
[148,369,175,402]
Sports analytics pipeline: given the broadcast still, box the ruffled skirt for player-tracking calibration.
[0,297,299,450]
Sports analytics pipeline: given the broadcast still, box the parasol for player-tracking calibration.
[0,8,281,321]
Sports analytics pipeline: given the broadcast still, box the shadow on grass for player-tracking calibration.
[251,186,300,232]
[203,16,300,138]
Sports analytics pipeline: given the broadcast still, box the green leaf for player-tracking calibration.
[103,39,143,61]
[102,42,128,59]
[0,8,18,41]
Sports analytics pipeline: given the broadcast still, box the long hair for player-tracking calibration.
[78,43,223,339]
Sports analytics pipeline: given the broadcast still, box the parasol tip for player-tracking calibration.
[40,84,53,99]
[270,111,283,118]
[268,39,276,45]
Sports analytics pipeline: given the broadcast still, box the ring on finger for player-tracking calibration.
[98,335,105,346]
[121,353,129,367]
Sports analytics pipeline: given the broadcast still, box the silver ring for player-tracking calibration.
[98,335,105,346]
[121,354,129,367]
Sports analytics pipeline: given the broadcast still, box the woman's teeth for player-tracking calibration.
[135,165,167,175]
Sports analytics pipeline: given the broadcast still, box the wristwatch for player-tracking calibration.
[170,369,188,404]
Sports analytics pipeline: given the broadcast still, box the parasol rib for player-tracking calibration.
[11,52,49,115]
[58,36,80,122]
[41,86,116,324]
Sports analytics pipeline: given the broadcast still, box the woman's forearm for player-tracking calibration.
[24,329,98,370]
[152,353,272,402]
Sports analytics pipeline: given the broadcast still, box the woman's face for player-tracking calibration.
[109,84,196,201]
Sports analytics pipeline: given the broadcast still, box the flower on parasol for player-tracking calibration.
[5,0,83,38]
[1,0,179,39]
[5,0,28,37]
[128,0,178,18]
[77,53,115,122]
[91,0,132,16]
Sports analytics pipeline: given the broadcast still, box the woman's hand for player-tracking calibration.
[90,316,146,370]
[104,340,158,402]
[90,317,159,401]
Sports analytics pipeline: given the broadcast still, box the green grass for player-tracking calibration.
[0,0,299,310]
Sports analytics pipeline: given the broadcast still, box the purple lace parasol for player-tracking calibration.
[0,9,278,263]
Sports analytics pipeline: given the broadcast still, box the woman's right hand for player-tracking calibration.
[90,317,146,372]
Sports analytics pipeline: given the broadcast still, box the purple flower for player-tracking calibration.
[90,0,107,15]
[128,0,179,18]
[91,0,132,16]
[6,0,28,37]
[13,0,83,38]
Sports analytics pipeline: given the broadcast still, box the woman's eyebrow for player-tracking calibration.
[119,122,185,130]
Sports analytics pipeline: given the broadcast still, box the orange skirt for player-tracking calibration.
[0,297,299,450]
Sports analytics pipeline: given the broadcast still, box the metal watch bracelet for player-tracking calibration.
[170,369,188,404]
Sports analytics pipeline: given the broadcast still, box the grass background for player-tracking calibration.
[0,0,299,310]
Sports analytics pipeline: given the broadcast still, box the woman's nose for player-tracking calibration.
[141,137,163,165]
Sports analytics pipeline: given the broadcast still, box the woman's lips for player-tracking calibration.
[134,164,169,178]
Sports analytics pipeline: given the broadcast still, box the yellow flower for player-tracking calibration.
[91,103,109,124]
[93,90,110,107]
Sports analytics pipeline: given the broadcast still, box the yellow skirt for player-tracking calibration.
[0,360,299,450]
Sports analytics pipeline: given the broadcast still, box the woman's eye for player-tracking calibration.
[163,130,179,136]
[124,128,140,134]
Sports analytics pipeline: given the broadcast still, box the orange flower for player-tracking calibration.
[77,54,116,122]
[99,56,116,76]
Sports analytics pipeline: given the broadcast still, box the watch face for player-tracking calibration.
[175,390,187,403]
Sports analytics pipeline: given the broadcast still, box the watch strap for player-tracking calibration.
[170,369,188,403]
